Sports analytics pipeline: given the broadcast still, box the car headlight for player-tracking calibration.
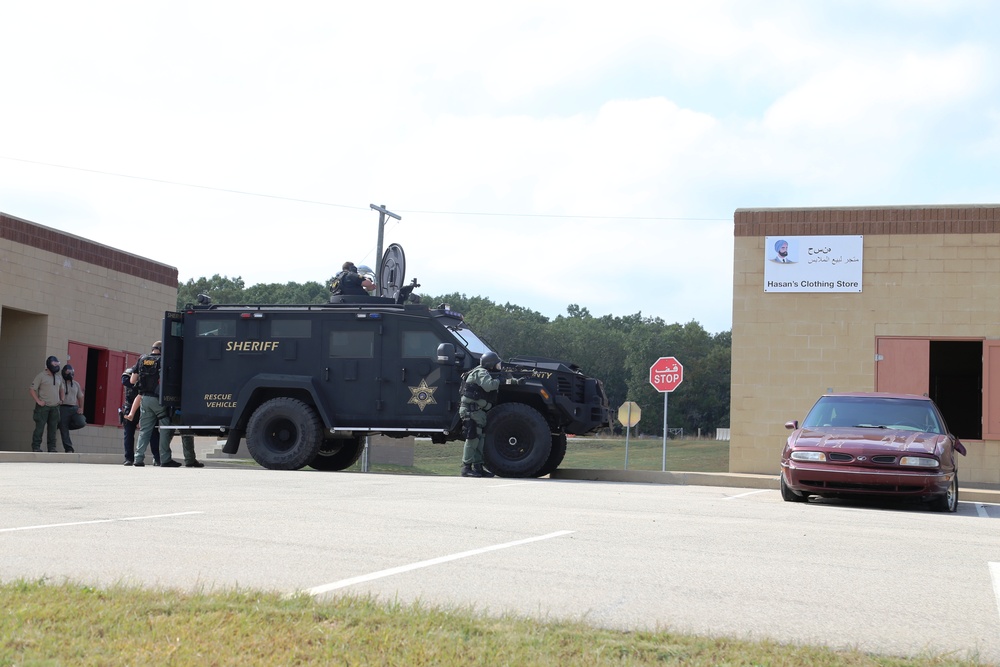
[899,456,939,468]
[790,451,826,462]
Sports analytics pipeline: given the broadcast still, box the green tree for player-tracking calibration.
[244,281,328,304]
[176,275,247,310]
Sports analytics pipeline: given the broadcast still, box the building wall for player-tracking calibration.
[731,205,1000,486]
[0,213,177,454]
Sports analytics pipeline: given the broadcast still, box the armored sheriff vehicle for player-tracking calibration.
[158,245,611,477]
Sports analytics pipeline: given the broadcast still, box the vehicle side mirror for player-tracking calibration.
[954,438,967,456]
[436,343,456,365]
[784,420,798,430]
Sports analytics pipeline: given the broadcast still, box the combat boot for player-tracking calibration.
[473,463,494,478]
[461,463,482,478]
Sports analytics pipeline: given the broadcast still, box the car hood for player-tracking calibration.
[791,427,947,456]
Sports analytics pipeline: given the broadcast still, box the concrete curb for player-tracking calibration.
[552,467,1000,504]
[2,453,997,504]
[553,468,778,489]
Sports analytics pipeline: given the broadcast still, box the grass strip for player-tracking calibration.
[0,580,986,666]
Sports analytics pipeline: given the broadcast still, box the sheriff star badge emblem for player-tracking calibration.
[407,379,438,412]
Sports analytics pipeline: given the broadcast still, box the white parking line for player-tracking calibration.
[306,530,575,596]
[723,489,770,500]
[991,563,1000,632]
[0,511,203,533]
[977,504,990,518]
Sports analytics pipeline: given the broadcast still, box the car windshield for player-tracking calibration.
[446,325,494,356]
[802,396,944,434]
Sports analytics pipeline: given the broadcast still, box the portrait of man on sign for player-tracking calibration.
[771,239,796,264]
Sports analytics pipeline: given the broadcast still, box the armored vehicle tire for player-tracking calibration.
[246,397,324,470]
[483,403,552,478]
[533,432,567,478]
[309,437,364,471]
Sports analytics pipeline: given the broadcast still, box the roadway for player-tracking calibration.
[1,461,998,662]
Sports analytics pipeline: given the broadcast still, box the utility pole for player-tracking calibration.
[370,204,401,280]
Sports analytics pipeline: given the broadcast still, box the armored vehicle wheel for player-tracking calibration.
[246,397,323,470]
[533,433,567,478]
[309,437,364,471]
[483,403,551,478]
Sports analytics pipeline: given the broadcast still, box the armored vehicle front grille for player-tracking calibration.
[556,376,586,402]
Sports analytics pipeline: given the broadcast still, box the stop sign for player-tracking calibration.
[617,401,641,427]
[649,356,683,393]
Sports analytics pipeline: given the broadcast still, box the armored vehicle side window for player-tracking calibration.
[272,319,311,338]
[402,330,443,358]
[196,319,236,337]
[329,331,374,358]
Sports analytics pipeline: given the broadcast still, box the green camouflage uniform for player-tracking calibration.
[459,365,501,465]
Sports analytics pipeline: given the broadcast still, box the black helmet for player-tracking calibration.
[46,355,60,373]
[481,351,501,370]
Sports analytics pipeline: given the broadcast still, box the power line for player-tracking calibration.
[0,155,364,210]
[0,154,730,222]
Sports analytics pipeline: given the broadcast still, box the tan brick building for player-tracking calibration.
[731,205,1000,487]
[1,212,177,454]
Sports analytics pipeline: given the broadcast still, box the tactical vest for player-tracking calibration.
[137,354,161,395]
[329,270,348,295]
[459,371,488,401]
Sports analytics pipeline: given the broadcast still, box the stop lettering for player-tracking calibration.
[649,356,683,393]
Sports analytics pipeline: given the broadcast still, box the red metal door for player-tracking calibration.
[984,341,1000,440]
[875,338,929,395]
[106,350,126,428]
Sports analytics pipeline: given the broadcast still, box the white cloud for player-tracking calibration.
[2,1,1000,335]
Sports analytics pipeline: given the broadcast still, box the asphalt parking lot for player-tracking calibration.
[2,460,999,662]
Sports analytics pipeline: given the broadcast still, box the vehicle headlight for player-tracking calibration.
[790,451,826,462]
[899,456,939,468]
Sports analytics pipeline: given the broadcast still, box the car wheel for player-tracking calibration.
[930,474,959,513]
[533,433,567,478]
[309,436,364,471]
[780,473,808,503]
[483,403,551,478]
[246,397,323,470]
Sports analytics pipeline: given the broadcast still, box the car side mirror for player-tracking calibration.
[954,438,967,456]
[784,420,798,430]
[436,343,456,365]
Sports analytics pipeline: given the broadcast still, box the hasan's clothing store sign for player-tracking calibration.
[764,235,863,293]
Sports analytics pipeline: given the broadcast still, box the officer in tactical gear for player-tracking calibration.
[459,351,503,477]
[29,355,64,452]
[121,364,159,465]
[329,261,375,297]
[130,341,203,468]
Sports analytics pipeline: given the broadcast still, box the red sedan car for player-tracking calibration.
[780,393,966,512]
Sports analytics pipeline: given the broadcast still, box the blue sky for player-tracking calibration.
[2,1,998,334]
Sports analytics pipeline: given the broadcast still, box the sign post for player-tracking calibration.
[617,401,641,469]
[649,357,684,471]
